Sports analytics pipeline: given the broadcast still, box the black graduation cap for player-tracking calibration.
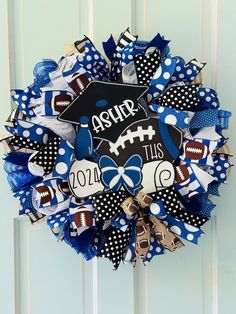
[59,81,148,142]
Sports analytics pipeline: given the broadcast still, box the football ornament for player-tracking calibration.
[1,28,232,270]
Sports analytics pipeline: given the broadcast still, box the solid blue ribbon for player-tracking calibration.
[102,34,117,61]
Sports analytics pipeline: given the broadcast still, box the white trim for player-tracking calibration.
[88,0,94,41]
[212,215,218,314]
[92,258,98,314]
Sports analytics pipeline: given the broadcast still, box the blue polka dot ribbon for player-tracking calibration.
[169,57,206,84]
[110,41,136,81]
[52,139,74,179]
[149,200,204,244]
[47,210,70,236]
[196,87,220,110]
[190,109,220,129]
[115,195,203,264]
[11,85,38,119]
[208,154,232,184]
[114,194,203,245]
[80,42,109,80]
[149,103,191,128]
[14,119,54,144]
[147,57,177,101]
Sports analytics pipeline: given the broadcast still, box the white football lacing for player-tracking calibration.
[56,101,70,106]
[176,166,185,180]
[80,213,86,226]
[186,147,202,154]
[109,125,155,156]
[41,191,49,198]
[76,78,85,90]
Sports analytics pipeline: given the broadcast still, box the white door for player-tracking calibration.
[1,1,236,313]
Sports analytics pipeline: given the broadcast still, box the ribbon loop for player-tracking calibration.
[149,215,184,252]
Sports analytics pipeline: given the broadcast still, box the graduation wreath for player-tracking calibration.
[1,28,232,269]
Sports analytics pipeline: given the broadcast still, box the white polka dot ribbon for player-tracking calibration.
[149,200,204,244]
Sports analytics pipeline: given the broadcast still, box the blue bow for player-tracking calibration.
[99,155,143,195]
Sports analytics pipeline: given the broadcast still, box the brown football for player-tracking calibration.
[51,94,73,113]
[74,207,93,228]
[58,180,72,196]
[175,165,190,187]
[185,141,209,160]
[70,73,90,94]
[35,185,56,206]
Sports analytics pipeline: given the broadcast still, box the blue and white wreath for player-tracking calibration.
[1,28,232,269]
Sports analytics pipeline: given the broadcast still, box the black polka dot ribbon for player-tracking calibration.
[29,137,61,175]
[156,84,201,111]
[98,226,131,269]
[91,190,129,223]
[9,135,42,151]
[150,186,208,227]
[134,49,161,85]
[150,186,182,214]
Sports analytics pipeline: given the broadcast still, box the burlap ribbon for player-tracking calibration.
[121,191,184,261]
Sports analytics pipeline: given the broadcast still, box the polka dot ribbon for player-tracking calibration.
[112,192,184,264]
[149,103,191,128]
[147,57,177,102]
[155,84,201,111]
[94,189,203,266]
[27,137,73,178]
[98,225,132,270]
[170,57,206,84]
[133,49,161,85]
[72,40,109,81]
[150,186,208,228]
